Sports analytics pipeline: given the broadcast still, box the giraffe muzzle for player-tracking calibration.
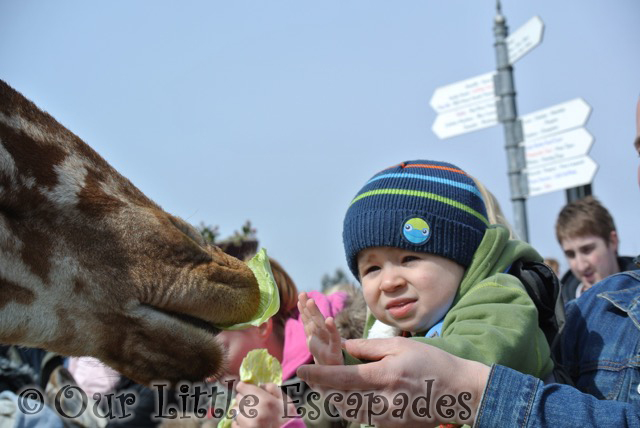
[140,303,221,337]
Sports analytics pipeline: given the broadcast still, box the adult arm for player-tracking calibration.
[476,364,640,427]
[298,337,489,427]
[297,338,640,427]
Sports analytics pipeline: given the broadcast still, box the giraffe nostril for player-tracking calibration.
[168,215,206,247]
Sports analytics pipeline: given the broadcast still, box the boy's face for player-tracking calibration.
[358,247,465,334]
[561,232,619,290]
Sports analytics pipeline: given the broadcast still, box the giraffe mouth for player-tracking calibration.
[141,304,221,337]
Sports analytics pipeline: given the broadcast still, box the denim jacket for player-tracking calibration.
[475,270,640,426]
[561,270,640,402]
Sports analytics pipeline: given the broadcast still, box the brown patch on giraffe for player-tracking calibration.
[73,278,88,295]
[19,225,54,285]
[0,177,52,219]
[0,122,67,190]
[0,278,36,309]
[0,118,62,286]
[76,167,126,217]
[65,132,158,212]
[0,210,55,285]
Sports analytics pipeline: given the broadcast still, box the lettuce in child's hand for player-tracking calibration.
[239,348,283,386]
[217,349,283,428]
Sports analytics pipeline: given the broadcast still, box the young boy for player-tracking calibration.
[299,159,553,380]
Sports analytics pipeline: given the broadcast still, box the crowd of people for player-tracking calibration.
[1,103,639,427]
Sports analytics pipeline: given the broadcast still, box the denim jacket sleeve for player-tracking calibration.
[474,365,640,427]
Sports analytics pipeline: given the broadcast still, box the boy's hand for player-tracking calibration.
[298,292,344,366]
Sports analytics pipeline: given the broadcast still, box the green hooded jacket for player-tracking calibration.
[349,225,554,379]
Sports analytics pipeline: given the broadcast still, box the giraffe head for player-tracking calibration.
[0,80,261,385]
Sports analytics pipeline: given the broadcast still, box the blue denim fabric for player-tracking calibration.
[560,270,640,403]
[475,271,640,425]
[475,365,640,427]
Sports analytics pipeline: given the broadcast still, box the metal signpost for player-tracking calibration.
[492,3,529,241]
[430,2,598,242]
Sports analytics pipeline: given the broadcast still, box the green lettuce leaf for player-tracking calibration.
[218,248,280,331]
[217,349,283,428]
[239,348,283,386]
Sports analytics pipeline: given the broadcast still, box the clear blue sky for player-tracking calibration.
[2,1,639,291]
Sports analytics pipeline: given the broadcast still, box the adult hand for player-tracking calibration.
[297,337,491,427]
[231,382,298,428]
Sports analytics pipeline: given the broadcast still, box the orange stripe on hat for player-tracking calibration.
[403,164,468,175]
[379,162,467,176]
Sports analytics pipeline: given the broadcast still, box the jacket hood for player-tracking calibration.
[455,225,541,300]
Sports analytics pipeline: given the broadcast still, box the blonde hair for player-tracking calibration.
[544,257,560,275]
[470,175,519,240]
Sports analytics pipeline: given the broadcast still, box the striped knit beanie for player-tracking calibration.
[343,160,489,279]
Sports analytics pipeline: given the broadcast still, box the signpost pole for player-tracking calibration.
[493,1,529,242]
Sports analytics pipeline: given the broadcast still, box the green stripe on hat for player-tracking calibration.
[351,188,490,227]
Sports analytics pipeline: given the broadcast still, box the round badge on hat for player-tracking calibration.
[402,217,431,245]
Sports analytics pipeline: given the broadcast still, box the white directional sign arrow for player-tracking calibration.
[527,155,598,197]
[431,98,498,139]
[524,128,594,168]
[430,72,496,114]
[507,16,544,64]
[521,98,592,141]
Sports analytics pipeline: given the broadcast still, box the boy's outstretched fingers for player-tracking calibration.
[324,316,342,361]
[299,295,328,339]
[298,292,344,366]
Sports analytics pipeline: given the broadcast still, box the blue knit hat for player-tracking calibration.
[343,160,489,279]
